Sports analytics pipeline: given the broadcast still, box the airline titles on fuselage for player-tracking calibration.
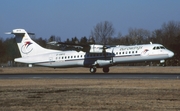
[119,46,143,51]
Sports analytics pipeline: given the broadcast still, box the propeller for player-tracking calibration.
[101,45,111,58]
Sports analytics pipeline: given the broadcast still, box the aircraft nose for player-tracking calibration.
[168,51,174,57]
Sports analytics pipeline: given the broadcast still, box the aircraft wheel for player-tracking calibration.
[103,67,109,73]
[90,67,96,73]
[160,63,166,67]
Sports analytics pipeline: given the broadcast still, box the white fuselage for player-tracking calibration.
[15,44,174,68]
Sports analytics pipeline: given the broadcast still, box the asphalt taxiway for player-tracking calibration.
[0,73,180,79]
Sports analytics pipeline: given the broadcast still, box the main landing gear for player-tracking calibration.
[90,67,96,73]
[103,67,109,73]
[90,67,109,73]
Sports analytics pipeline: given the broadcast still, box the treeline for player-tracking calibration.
[0,21,180,66]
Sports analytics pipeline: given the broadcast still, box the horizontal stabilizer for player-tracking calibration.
[5,32,12,34]
[5,29,35,35]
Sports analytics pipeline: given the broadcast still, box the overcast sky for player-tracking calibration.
[1,0,180,41]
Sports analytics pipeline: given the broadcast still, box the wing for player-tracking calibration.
[47,41,114,53]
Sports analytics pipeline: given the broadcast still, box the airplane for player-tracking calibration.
[7,29,174,73]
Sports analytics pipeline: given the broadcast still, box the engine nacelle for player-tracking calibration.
[89,44,103,53]
[95,60,112,67]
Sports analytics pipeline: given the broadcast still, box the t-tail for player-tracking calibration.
[7,29,59,57]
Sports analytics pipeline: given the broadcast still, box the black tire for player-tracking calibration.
[90,67,96,73]
[103,67,109,73]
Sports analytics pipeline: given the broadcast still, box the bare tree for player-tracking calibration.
[127,28,151,44]
[91,21,115,44]
[161,21,180,45]
[151,29,163,43]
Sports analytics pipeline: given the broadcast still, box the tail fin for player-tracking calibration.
[10,29,58,57]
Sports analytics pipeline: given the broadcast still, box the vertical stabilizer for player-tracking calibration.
[11,29,58,57]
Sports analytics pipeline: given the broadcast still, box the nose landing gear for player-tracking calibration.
[160,60,166,67]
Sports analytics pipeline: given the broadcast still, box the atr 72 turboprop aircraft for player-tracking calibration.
[7,29,174,73]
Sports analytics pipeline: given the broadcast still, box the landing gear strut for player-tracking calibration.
[160,63,166,67]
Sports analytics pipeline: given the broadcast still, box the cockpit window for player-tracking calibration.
[160,46,165,49]
[153,46,166,50]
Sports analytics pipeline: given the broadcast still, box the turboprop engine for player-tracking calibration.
[89,44,104,53]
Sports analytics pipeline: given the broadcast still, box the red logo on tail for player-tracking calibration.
[21,41,33,54]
